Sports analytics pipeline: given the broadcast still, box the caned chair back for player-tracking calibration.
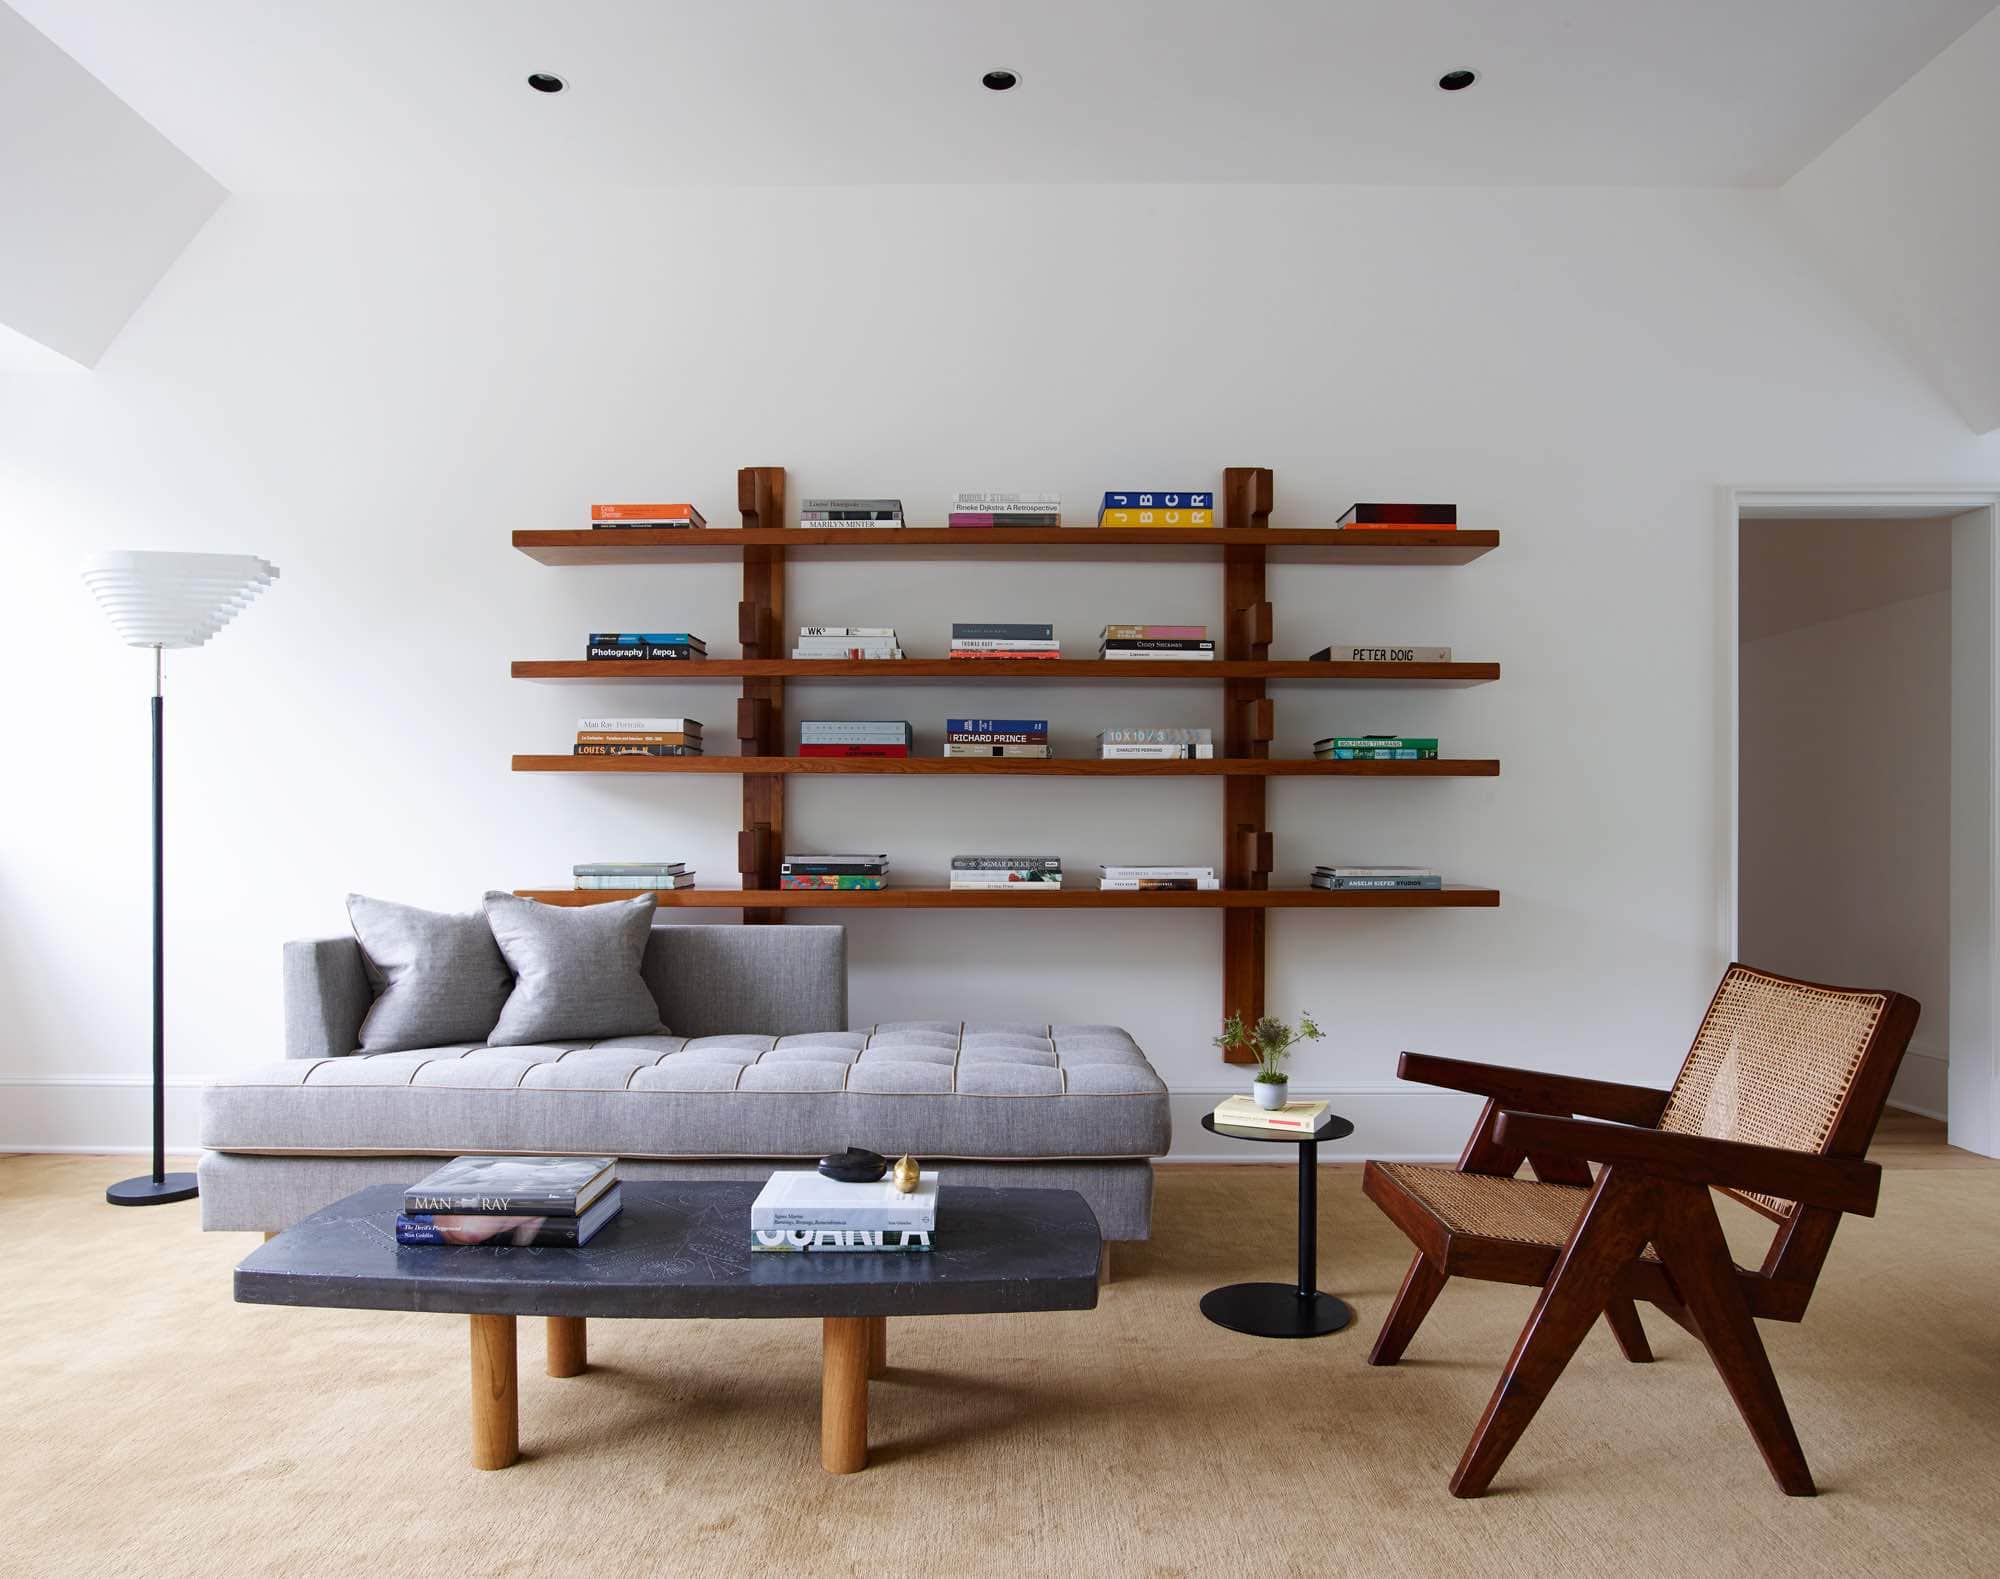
[1657,966,1905,1220]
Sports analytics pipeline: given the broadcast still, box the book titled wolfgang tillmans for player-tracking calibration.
[402,1155,617,1216]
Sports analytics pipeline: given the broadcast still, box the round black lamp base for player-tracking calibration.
[106,1172,199,1207]
[1200,1282,1352,1339]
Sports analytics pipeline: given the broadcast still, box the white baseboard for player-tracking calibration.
[0,1075,1486,1163]
[1890,1046,1949,1122]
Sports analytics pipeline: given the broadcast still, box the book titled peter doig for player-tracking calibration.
[402,1155,617,1216]
[1311,645,1452,663]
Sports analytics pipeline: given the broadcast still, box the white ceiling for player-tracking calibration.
[8,0,1997,189]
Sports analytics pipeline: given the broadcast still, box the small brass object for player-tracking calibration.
[891,1154,920,1193]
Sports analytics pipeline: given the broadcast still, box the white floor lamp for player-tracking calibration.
[83,551,280,1206]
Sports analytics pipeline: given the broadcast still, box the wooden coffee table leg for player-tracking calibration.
[822,1317,870,1473]
[469,1314,519,1470]
[546,1316,587,1377]
[867,1315,888,1379]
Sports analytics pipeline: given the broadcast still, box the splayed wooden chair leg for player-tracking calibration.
[1603,1297,1653,1363]
[1369,1251,1448,1366]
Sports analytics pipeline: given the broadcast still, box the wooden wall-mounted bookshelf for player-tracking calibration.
[511,465,1500,1063]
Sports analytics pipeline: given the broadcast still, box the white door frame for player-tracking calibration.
[1717,486,2000,1157]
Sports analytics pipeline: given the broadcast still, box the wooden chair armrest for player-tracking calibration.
[1490,1112,1881,1215]
[1397,1052,1670,1125]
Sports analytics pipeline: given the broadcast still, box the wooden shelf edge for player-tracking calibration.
[511,659,1500,685]
[513,527,1498,565]
[512,886,1502,910]
[512,755,1499,777]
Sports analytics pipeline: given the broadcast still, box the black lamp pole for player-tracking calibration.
[107,646,197,1206]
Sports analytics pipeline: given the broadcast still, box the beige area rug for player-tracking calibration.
[3,1153,1997,1579]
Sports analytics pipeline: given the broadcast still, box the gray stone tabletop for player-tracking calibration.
[235,1182,1102,1320]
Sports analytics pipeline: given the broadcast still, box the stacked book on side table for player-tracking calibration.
[794,626,904,660]
[950,622,1058,660]
[802,497,903,528]
[949,492,1060,527]
[1097,490,1214,528]
[800,720,912,758]
[590,502,707,530]
[751,1168,939,1252]
[1100,864,1218,891]
[1313,865,1442,891]
[574,717,703,757]
[945,717,1049,758]
[1101,623,1214,661]
[586,631,706,662]
[1099,727,1213,760]
[397,1156,623,1246]
[1212,1095,1331,1134]
[951,855,1061,890]
[782,853,890,891]
[573,861,693,892]
[1314,735,1438,761]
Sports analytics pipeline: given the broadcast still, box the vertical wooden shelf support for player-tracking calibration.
[1220,466,1274,1064]
[737,466,787,924]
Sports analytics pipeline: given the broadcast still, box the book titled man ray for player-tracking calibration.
[402,1155,616,1216]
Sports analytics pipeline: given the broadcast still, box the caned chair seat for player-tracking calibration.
[1371,1163,1660,1258]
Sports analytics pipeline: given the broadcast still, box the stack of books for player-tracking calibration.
[951,855,1061,890]
[397,1155,623,1247]
[945,717,1050,758]
[1311,644,1452,663]
[950,622,1058,660]
[1314,735,1439,761]
[750,1168,939,1252]
[1334,503,1457,531]
[801,496,903,528]
[1212,1095,1331,1134]
[590,503,707,530]
[793,625,904,660]
[1099,728,1214,760]
[1100,864,1218,891]
[781,853,889,890]
[585,631,707,662]
[949,492,1060,527]
[1100,623,1214,660]
[800,721,912,758]
[573,861,693,891]
[1313,865,1443,891]
[574,717,703,757]
[1097,490,1215,528]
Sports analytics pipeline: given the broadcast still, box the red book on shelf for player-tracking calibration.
[796,744,911,757]
[1336,503,1457,528]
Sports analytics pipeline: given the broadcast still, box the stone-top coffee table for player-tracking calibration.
[235,1181,1100,1473]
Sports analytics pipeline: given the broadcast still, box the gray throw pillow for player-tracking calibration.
[347,894,512,1053]
[481,891,667,1046]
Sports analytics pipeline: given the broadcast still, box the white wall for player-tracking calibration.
[0,3,223,365]
[1738,520,1954,1114]
[3,184,1998,1158]
[1781,5,2000,435]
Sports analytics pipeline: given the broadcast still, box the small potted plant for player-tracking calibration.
[1215,1010,1324,1108]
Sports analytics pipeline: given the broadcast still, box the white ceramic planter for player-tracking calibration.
[1254,1078,1288,1110]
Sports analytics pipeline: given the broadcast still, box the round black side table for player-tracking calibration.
[1199,1108,1356,1338]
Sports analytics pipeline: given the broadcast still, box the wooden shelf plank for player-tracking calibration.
[512,754,1499,777]
[514,527,1497,566]
[513,885,1501,910]
[511,658,1500,686]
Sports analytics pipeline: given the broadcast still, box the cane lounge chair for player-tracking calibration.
[1362,964,1920,1497]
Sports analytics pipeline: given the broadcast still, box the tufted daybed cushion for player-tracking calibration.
[200,1021,1170,1161]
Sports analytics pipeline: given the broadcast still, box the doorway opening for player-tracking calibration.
[1723,490,2000,1158]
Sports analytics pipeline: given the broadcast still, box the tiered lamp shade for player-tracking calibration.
[82,551,279,649]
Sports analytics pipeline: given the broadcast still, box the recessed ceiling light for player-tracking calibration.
[527,73,567,94]
[982,69,1019,92]
[1437,69,1478,91]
